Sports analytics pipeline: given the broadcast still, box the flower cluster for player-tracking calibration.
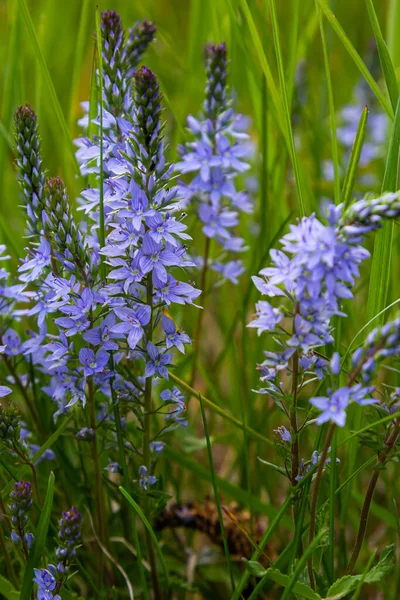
[177,42,253,285]
[33,506,81,600]
[310,316,400,426]
[249,193,400,396]
[8,480,34,554]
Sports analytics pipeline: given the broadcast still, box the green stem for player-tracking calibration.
[110,357,149,600]
[88,377,106,578]
[143,273,161,600]
[307,422,336,589]
[345,421,400,574]
[190,235,211,388]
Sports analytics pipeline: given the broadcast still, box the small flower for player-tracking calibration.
[145,342,172,379]
[79,348,110,376]
[138,465,157,490]
[111,306,151,349]
[310,388,350,427]
[33,568,59,600]
[274,426,291,443]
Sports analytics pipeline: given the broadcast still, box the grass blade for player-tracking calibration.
[169,372,273,446]
[198,392,235,592]
[163,445,291,522]
[366,97,400,327]
[316,0,394,119]
[269,0,305,215]
[317,1,340,205]
[342,106,369,208]
[119,486,169,588]
[366,0,398,112]
[20,472,55,599]
[18,0,81,176]
[281,529,326,600]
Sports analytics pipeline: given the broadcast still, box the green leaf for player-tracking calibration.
[325,545,395,599]
[341,107,368,208]
[242,560,268,577]
[366,0,398,112]
[18,0,81,176]
[269,0,305,215]
[247,567,322,600]
[366,97,400,328]
[19,472,55,600]
[119,486,169,588]
[0,574,16,599]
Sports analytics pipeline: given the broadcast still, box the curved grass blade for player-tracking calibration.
[198,392,235,592]
[68,0,92,128]
[342,107,368,208]
[18,0,81,176]
[366,0,398,112]
[169,372,274,446]
[269,0,304,215]
[119,486,169,588]
[20,472,55,599]
[316,0,394,119]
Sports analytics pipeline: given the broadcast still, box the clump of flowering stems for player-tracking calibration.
[176,42,252,386]
[3,13,198,597]
[249,191,400,588]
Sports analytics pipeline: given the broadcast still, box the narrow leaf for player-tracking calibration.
[119,486,169,587]
[366,97,400,327]
[18,0,81,175]
[366,0,398,111]
[341,107,368,208]
[0,574,16,600]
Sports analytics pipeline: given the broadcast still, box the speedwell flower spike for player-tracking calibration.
[14,105,46,236]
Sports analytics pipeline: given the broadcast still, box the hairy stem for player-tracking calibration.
[308,422,336,589]
[345,421,400,575]
[190,235,211,388]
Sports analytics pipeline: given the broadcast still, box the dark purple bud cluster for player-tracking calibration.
[56,505,82,561]
[43,177,89,275]
[8,480,34,550]
[204,42,228,118]
[125,19,157,78]
[100,11,127,118]
[14,105,45,236]
[133,66,162,152]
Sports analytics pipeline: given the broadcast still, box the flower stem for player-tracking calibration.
[143,273,162,600]
[345,421,400,575]
[88,377,106,578]
[308,422,336,589]
[190,235,211,388]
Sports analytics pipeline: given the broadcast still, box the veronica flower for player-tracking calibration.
[178,42,252,286]
[145,342,172,379]
[111,306,151,349]
[79,348,109,376]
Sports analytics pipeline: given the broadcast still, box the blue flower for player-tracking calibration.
[111,306,151,349]
[145,343,172,379]
[19,238,51,283]
[138,465,157,490]
[162,315,191,353]
[83,313,120,350]
[79,348,110,376]
[33,568,60,600]
[310,388,350,427]
[139,233,182,282]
